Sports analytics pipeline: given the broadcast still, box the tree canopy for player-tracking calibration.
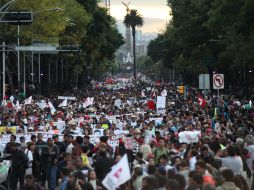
[148,0,254,91]
[0,0,124,94]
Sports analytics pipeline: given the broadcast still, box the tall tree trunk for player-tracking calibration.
[132,26,136,79]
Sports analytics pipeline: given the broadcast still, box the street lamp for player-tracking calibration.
[18,7,63,93]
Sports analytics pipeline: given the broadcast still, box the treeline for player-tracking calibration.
[0,0,123,95]
[147,0,254,94]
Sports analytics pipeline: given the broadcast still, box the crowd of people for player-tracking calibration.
[0,77,253,190]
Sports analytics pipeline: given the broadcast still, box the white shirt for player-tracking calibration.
[220,156,243,175]
[65,143,74,154]
[25,149,33,167]
[189,156,197,171]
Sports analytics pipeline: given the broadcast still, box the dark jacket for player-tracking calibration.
[9,149,28,171]
[93,154,114,181]
[41,145,59,166]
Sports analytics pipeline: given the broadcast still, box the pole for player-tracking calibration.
[56,58,58,83]
[2,42,5,100]
[48,63,50,84]
[61,57,63,88]
[23,52,26,96]
[38,54,41,94]
[17,25,20,92]
[31,51,34,85]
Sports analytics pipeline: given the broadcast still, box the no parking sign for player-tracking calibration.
[213,74,224,89]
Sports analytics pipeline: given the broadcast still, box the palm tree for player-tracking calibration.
[124,9,143,79]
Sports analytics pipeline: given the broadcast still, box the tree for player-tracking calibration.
[123,9,143,79]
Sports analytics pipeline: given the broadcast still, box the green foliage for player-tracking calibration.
[0,0,124,93]
[123,9,144,78]
[148,0,254,89]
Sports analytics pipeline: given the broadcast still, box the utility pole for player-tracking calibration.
[17,25,20,92]
[2,42,5,100]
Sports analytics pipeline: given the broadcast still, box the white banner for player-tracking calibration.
[58,96,76,100]
[178,131,201,144]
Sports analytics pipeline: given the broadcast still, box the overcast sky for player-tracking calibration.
[109,0,171,32]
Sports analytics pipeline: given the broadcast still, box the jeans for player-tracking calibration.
[47,165,57,190]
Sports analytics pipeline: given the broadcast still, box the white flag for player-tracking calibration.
[102,154,131,190]
[161,89,167,97]
[9,96,14,102]
[48,101,56,114]
[37,100,47,110]
[250,100,252,107]
[24,96,32,105]
[141,90,146,97]
[15,100,21,111]
[59,99,67,107]
[83,97,94,108]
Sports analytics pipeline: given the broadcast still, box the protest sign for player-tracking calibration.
[0,126,17,134]
[110,134,125,141]
[58,96,76,100]
[178,131,201,144]
[124,136,134,150]
[156,96,166,109]
[93,129,104,136]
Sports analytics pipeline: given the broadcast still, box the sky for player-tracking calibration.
[109,0,171,33]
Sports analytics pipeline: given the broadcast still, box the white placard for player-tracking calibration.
[156,96,166,109]
[178,131,201,144]
[58,96,76,100]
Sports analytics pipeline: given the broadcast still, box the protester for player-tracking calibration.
[0,77,253,190]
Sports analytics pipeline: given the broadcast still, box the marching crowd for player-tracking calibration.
[0,78,254,190]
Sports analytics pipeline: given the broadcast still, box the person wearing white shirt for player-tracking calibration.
[189,149,198,171]
[25,143,35,175]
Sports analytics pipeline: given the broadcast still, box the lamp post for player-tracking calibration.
[18,7,63,93]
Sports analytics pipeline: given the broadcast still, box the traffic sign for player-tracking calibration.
[213,74,224,89]
[199,74,210,89]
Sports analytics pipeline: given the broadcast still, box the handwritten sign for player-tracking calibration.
[178,131,201,144]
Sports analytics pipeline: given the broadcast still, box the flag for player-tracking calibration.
[83,97,94,108]
[102,154,131,190]
[48,101,56,114]
[15,100,21,111]
[147,99,155,110]
[24,96,32,105]
[243,100,252,110]
[59,99,67,107]
[1,100,7,106]
[197,96,206,108]
[161,89,167,97]
[151,91,156,99]
[141,90,146,97]
[9,96,14,102]
[37,100,47,110]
